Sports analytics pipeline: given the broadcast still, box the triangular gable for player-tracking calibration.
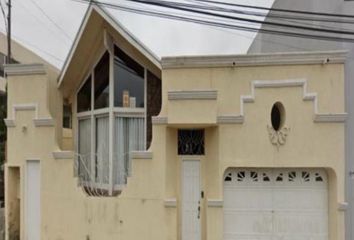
[58,4,161,96]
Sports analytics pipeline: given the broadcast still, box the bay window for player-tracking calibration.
[77,46,147,196]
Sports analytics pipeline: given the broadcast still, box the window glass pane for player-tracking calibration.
[96,116,109,184]
[114,46,145,108]
[94,52,110,109]
[78,118,91,181]
[77,76,91,112]
[114,117,144,185]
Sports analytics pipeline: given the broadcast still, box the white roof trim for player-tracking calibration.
[161,50,347,69]
[58,4,161,87]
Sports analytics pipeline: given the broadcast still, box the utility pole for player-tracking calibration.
[6,0,11,64]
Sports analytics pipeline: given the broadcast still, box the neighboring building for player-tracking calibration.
[0,32,59,93]
[3,4,348,240]
[248,1,354,240]
[0,32,59,207]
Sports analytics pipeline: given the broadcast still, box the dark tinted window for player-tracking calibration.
[94,52,110,109]
[178,129,205,155]
[77,76,92,112]
[114,46,144,108]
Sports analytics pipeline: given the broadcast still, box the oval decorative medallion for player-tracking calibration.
[268,102,289,148]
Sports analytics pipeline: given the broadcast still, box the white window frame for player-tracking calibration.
[76,46,147,195]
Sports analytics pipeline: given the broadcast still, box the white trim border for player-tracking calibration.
[152,116,168,125]
[4,64,46,76]
[52,151,74,160]
[161,50,347,69]
[207,199,223,207]
[164,198,177,208]
[220,79,346,124]
[168,90,217,100]
[5,103,55,127]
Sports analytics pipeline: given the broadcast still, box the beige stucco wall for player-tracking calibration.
[5,57,346,240]
[160,63,345,240]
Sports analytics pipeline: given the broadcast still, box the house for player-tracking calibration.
[248,1,354,239]
[3,4,347,240]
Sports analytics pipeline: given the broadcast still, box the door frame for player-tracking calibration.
[180,158,202,240]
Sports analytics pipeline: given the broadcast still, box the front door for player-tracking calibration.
[26,160,40,240]
[182,160,201,240]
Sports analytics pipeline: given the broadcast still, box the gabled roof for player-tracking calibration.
[58,4,161,92]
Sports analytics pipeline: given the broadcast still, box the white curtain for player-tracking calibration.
[78,118,91,181]
[96,116,109,185]
[114,117,144,185]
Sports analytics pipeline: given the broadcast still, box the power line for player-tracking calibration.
[185,0,354,24]
[119,0,354,35]
[0,27,64,63]
[191,0,354,19]
[74,0,354,43]
[28,0,72,41]
[16,1,71,45]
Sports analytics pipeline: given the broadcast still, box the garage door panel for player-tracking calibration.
[273,189,327,210]
[224,211,273,233]
[223,169,328,240]
[224,188,273,209]
[273,212,328,233]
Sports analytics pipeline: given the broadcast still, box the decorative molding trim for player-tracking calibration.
[152,116,168,125]
[161,50,347,69]
[267,125,290,148]
[4,63,46,76]
[131,151,153,159]
[52,151,74,160]
[217,115,244,124]
[5,103,56,127]
[338,202,348,211]
[227,79,346,124]
[168,90,217,100]
[314,114,347,123]
[164,198,177,208]
[4,119,15,127]
[207,199,223,207]
[33,118,54,127]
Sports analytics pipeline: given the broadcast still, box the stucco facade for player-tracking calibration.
[3,5,348,240]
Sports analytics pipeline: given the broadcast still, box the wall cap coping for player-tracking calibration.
[161,50,347,69]
[4,119,15,127]
[314,113,347,123]
[338,202,348,211]
[152,116,168,125]
[52,151,74,160]
[4,63,46,76]
[207,199,223,207]
[168,90,217,100]
[131,151,153,159]
[164,198,177,208]
[217,115,244,124]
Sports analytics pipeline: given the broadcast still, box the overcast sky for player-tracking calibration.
[0,0,273,69]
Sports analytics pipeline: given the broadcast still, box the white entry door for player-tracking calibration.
[182,160,201,240]
[223,169,328,240]
[26,160,40,240]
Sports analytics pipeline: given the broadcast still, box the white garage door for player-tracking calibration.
[223,169,328,240]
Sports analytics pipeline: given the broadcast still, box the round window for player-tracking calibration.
[271,102,285,131]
